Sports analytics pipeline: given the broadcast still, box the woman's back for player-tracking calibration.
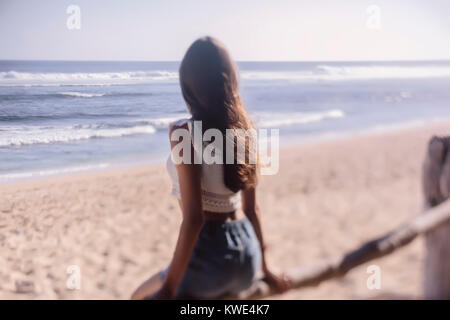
[166,118,241,213]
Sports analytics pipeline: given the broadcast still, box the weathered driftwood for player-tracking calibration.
[230,197,450,300]
[422,136,450,299]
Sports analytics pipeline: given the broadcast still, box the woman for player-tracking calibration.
[131,37,291,299]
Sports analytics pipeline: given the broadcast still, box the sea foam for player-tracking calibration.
[0,70,178,86]
[2,64,450,87]
[0,124,156,147]
[255,109,345,128]
[58,91,105,98]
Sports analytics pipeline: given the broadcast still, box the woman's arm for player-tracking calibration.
[241,187,269,271]
[241,187,291,293]
[149,124,204,299]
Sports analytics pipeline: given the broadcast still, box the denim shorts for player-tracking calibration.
[161,216,262,299]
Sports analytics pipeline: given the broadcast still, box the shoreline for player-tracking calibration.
[2,116,449,186]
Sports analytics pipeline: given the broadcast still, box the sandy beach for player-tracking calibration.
[1,121,450,299]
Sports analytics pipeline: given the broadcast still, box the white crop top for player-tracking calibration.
[166,118,241,213]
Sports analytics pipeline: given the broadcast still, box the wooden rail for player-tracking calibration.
[230,198,450,299]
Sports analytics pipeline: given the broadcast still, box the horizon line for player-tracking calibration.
[1,58,450,63]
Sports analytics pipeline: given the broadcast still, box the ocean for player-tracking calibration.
[1,60,450,182]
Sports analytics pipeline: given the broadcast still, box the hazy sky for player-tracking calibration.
[1,0,450,61]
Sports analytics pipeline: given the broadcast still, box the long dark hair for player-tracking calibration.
[179,36,257,192]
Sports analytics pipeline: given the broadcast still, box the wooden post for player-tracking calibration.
[422,136,450,299]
